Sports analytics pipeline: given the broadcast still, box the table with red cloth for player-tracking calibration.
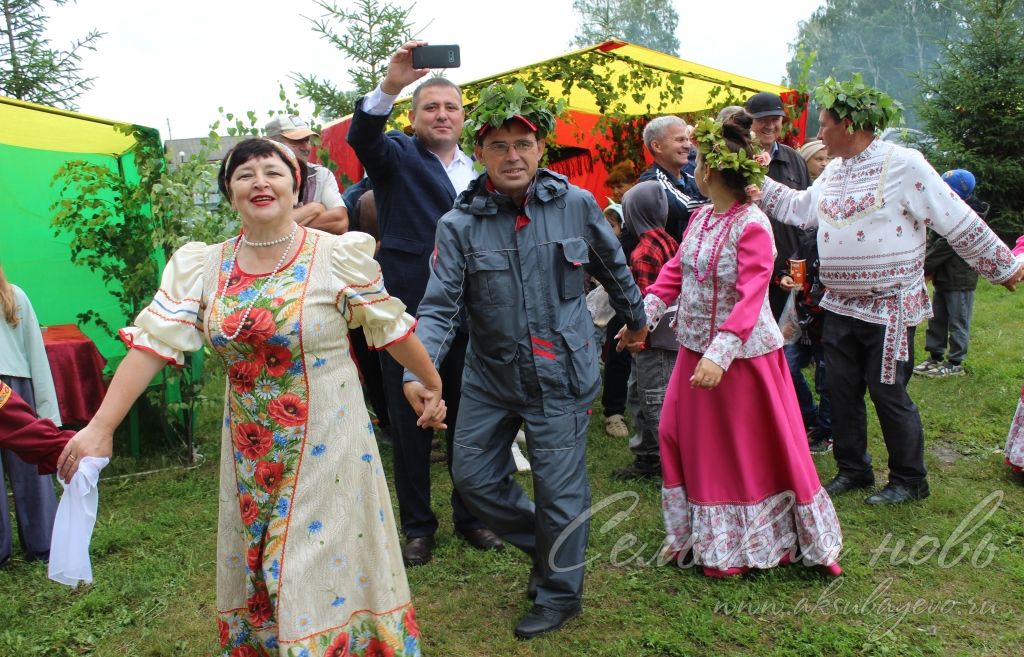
[42,324,107,426]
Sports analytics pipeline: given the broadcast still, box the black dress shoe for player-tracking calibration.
[456,527,504,551]
[823,474,875,496]
[865,482,930,505]
[402,536,436,567]
[513,604,581,639]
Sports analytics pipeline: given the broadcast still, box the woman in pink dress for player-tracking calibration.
[1003,237,1024,475]
[637,114,842,577]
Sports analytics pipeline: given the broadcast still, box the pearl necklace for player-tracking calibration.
[691,202,746,283]
[241,230,294,247]
[216,223,300,341]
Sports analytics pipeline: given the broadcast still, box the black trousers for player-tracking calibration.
[601,317,632,417]
[822,312,927,487]
[380,330,482,538]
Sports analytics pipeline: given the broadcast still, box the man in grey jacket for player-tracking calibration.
[403,84,647,639]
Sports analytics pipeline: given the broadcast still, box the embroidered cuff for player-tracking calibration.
[643,293,667,331]
[703,331,742,371]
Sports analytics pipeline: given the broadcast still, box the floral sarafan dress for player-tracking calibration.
[119,229,421,657]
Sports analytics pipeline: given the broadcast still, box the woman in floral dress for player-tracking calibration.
[59,139,445,656]
[636,115,843,577]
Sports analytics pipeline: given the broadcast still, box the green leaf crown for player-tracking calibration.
[812,74,904,133]
[693,117,767,189]
[462,81,564,149]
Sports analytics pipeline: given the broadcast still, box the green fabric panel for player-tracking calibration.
[0,142,136,363]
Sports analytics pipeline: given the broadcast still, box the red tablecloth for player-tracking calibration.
[42,324,107,426]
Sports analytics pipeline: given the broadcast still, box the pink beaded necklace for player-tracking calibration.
[691,201,747,282]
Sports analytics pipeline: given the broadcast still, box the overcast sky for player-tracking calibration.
[46,0,824,139]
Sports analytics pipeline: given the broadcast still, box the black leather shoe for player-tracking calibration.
[865,482,930,505]
[612,459,661,480]
[513,604,581,639]
[456,527,504,551]
[526,564,542,600]
[823,474,875,496]
[402,536,436,567]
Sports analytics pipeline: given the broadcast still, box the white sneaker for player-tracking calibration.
[511,442,531,472]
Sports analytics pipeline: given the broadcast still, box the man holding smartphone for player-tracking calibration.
[347,41,502,568]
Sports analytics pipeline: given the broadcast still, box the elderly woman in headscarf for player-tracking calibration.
[612,181,681,479]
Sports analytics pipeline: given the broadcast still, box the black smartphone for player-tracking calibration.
[412,44,461,69]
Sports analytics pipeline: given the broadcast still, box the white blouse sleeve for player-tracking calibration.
[119,242,207,367]
[330,232,416,349]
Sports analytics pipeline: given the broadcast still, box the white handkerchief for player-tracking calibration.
[48,456,109,586]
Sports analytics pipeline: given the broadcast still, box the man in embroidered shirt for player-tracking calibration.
[265,115,349,234]
[744,92,811,319]
[760,81,1024,505]
[347,41,502,567]
[403,84,647,638]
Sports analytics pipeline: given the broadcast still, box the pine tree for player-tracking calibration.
[0,0,102,109]
[917,0,1024,237]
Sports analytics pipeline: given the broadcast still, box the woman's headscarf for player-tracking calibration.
[621,181,668,237]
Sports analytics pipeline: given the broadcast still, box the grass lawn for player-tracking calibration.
[3,282,1024,656]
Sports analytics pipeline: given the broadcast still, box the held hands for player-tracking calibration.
[403,381,448,430]
[690,357,724,390]
[1002,263,1024,292]
[382,40,431,95]
[615,324,650,353]
[56,423,113,484]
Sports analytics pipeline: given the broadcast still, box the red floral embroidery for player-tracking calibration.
[246,544,263,573]
[247,585,273,626]
[365,637,395,657]
[268,394,308,427]
[256,344,293,376]
[222,307,276,344]
[234,423,273,459]
[239,493,260,525]
[325,632,351,657]
[229,360,261,393]
[403,607,419,638]
[218,618,230,647]
[254,460,285,492]
[226,269,257,295]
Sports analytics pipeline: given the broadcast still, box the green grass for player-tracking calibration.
[4,282,1024,656]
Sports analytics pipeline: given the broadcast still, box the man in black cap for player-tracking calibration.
[744,91,810,319]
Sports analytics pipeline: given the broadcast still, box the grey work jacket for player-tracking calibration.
[407,169,645,417]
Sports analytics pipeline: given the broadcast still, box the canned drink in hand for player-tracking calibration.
[789,259,806,286]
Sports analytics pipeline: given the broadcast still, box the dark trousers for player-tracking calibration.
[601,317,632,417]
[451,395,591,611]
[822,313,927,487]
[380,331,481,538]
[924,288,975,365]
[785,339,831,433]
[349,327,390,429]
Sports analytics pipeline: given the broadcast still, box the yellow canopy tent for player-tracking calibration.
[0,95,156,360]
[321,39,799,198]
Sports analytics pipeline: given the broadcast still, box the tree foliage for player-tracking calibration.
[785,0,964,126]
[918,0,1024,237]
[0,0,102,109]
[291,0,417,120]
[571,0,679,55]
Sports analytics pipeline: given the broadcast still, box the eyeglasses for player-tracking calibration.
[483,140,538,155]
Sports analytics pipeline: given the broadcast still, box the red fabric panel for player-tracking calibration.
[43,324,107,426]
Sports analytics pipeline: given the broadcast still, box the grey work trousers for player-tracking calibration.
[451,394,591,611]
[627,348,677,462]
[924,288,975,365]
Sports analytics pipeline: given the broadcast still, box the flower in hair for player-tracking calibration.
[693,117,767,189]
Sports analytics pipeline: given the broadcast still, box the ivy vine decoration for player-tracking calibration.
[461,80,565,151]
[812,74,904,133]
[693,117,767,188]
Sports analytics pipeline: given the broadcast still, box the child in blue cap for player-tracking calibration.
[915,169,990,377]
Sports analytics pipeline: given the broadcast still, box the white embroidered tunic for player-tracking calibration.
[760,139,1017,383]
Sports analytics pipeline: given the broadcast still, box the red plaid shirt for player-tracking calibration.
[629,228,678,294]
